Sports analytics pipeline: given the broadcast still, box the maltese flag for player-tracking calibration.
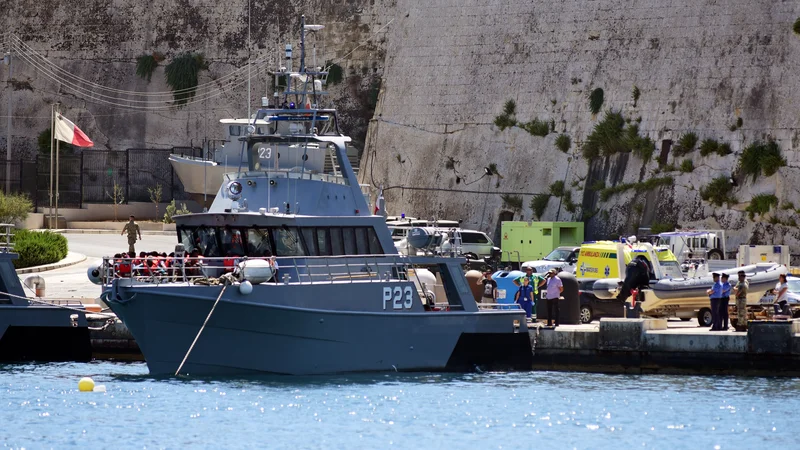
[54,113,94,147]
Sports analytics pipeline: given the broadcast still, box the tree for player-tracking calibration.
[106,181,125,221]
[148,184,163,221]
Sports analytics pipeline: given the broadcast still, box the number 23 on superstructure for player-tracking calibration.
[383,286,414,310]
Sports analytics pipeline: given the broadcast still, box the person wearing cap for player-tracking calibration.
[733,270,749,330]
[706,272,723,330]
[544,268,564,327]
[514,267,546,316]
[478,269,498,304]
[719,273,732,330]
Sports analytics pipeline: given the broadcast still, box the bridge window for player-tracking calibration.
[329,228,345,255]
[247,228,273,257]
[342,227,357,254]
[229,125,241,136]
[315,228,332,256]
[272,227,305,256]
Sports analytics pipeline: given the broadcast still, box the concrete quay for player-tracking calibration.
[530,319,800,376]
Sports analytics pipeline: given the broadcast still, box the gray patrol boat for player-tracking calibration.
[90,18,530,376]
[0,225,91,362]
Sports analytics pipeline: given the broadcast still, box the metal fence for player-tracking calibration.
[0,147,202,209]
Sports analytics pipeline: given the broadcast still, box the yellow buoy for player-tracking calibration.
[78,377,95,392]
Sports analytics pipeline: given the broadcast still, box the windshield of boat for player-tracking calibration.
[787,279,800,293]
[544,248,573,262]
[659,260,684,279]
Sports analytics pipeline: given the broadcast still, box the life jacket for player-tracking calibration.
[223,257,235,271]
[119,261,132,276]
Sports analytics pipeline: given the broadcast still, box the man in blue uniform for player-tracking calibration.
[719,273,732,330]
[706,273,723,330]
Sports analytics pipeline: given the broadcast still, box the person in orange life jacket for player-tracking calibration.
[118,254,132,277]
[515,276,535,319]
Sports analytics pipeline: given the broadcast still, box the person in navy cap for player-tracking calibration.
[706,273,723,330]
[719,273,732,330]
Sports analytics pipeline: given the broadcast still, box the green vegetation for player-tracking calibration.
[781,201,795,210]
[563,190,578,214]
[135,53,162,82]
[599,176,673,201]
[519,118,550,137]
[700,176,736,206]
[717,143,732,156]
[500,194,523,212]
[549,180,565,197]
[494,100,517,130]
[164,53,209,105]
[794,18,800,35]
[12,230,68,269]
[745,194,778,220]
[582,111,654,161]
[650,222,677,234]
[739,140,787,181]
[632,86,640,107]
[699,139,718,157]
[588,88,604,115]
[0,192,32,224]
[680,159,694,173]
[325,61,344,85]
[555,134,571,153]
[163,200,191,224]
[672,132,698,157]
[530,194,550,219]
[588,179,606,191]
[37,128,73,154]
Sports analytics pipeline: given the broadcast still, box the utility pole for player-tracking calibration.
[4,52,11,193]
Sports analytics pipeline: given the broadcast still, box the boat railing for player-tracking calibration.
[227,170,349,186]
[0,223,14,253]
[101,254,436,288]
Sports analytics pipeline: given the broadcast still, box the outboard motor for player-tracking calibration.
[617,258,651,302]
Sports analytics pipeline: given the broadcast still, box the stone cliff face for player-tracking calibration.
[3,0,800,255]
[364,0,800,254]
[0,0,385,156]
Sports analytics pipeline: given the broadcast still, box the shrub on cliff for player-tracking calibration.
[700,176,736,206]
[745,194,778,220]
[588,88,604,115]
[11,230,68,269]
[672,132,698,156]
[554,134,571,153]
[738,140,786,181]
[794,18,800,35]
[529,194,550,219]
[165,53,209,106]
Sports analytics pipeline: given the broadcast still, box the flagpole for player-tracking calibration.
[48,104,54,228]
[55,105,60,230]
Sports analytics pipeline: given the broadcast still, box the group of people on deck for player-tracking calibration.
[111,250,207,278]
[479,266,563,326]
[707,271,790,331]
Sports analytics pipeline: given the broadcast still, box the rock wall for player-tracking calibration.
[0,0,386,156]
[363,0,800,254]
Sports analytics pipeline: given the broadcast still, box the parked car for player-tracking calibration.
[521,246,580,274]
[578,279,626,324]
[440,230,498,260]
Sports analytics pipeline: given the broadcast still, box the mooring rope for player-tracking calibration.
[175,285,227,376]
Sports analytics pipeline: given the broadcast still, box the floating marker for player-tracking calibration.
[78,377,95,392]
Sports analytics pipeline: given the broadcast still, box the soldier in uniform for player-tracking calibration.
[121,215,142,255]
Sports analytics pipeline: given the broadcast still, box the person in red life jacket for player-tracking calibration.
[118,253,132,278]
[222,251,237,273]
[112,254,122,277]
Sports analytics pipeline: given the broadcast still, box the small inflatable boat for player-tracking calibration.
[593,263,787,303]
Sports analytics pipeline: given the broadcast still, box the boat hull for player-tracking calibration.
[106,283,530,376]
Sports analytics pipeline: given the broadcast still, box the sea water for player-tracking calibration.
[1,361,797,449]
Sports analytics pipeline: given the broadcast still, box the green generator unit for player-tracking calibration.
[500,221,585,263]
